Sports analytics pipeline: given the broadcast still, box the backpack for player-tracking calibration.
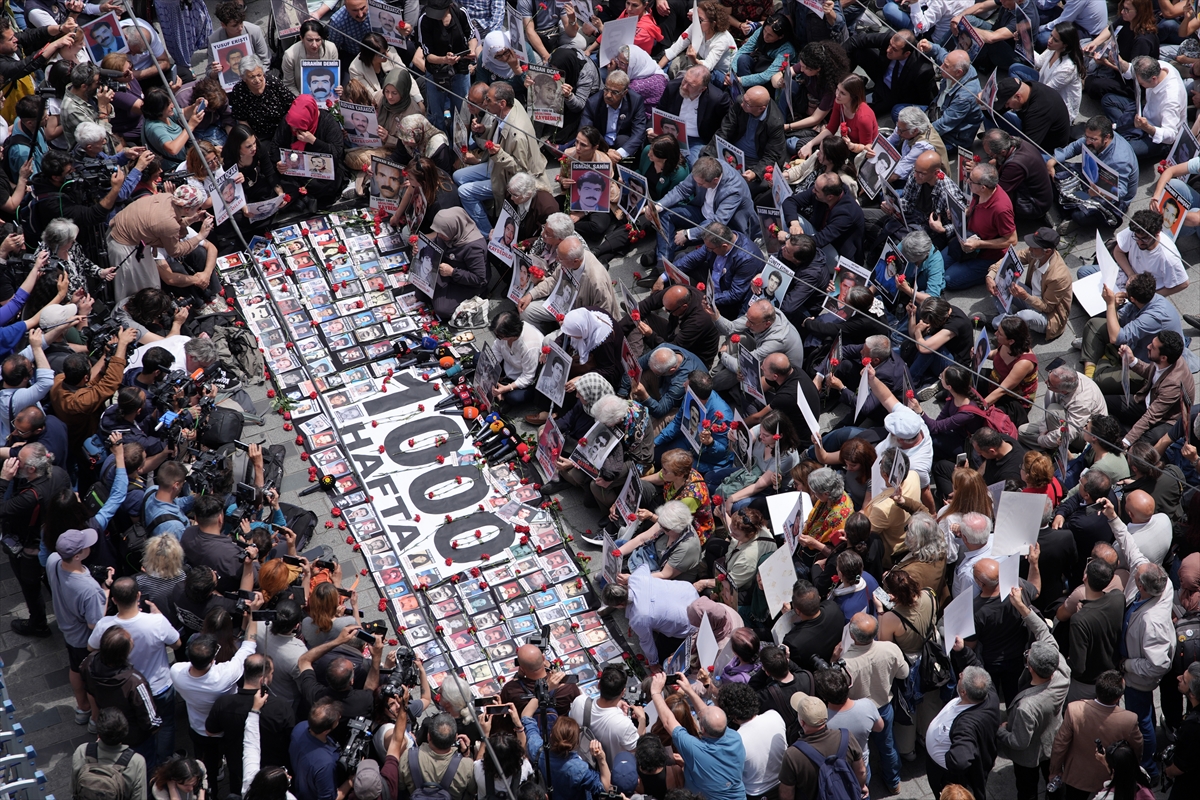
[791,729,860,800]
[893,589,953,692]
[74,742,134,800]
[1172,604,1200,677]
[199,405,245,448]
[408,747,463,800]
[208,326,265,387]
[112,492,179,573]
[575,697,600,768]
[961,403,1019,440]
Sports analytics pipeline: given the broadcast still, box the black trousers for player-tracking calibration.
[1012,761,1049,800]
[8,549,46,627]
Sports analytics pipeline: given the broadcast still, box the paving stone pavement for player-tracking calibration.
[6,3,1200,798]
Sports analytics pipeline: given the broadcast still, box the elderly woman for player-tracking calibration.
[230,55,297,140]
[272,94,346,210]
[719,411,803,513]
[421,208,487,320]
[395,115,455,176]
[390,155,461,234]
[556,306,625,394]
[282,21,340,97]
[40,217,112,299]
[142,88,206,169]
[554,392,639,517]
[891,511,949,600]
[696,506,775,620]
[642,449,714,544]
[615,500,702,582]
[865,448,924,566]
[686,597,743,653]
[658,0,736,79]
[608,44,668,111]
[795,466,856,559]
[507,172,559,243]
[137,534,187,615]
[350,33,425,108]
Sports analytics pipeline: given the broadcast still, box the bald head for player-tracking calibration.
[973,558,999,591]
[763,352,791,378]
[943,50,969,77]
[699,706,728,738]
[915,150,942,175]
[1091,542,1118,565]
[848,612,877,644]
[745,86,770,107]
[747,299,776,329]
[1125,489,1156,523]
[516,645,546,677]
[663,285,691,314]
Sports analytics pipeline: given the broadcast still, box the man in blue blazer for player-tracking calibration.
[653,156,760,264]
[674,221,766,319]
[580,70,647,161]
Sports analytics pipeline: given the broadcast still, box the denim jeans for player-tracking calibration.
[656,203,707,262]
[941,240,994,291]
[1008,63,1040,83]
[425,72,471,134]
[871,700,902,790]
[153,687,176,771]
[991,295,1048,332]
[1124,686,1158,777]
[453,161,495,236]
[880,2,911,29]
[911,345,958,386]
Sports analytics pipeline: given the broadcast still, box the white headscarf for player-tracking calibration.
[481,32,514,79]
[561,308,613,363]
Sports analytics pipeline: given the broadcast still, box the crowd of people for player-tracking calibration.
[6,0,1200,798]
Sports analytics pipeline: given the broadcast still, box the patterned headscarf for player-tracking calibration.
[573,373,613,414]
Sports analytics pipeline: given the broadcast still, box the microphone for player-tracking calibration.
[422,357,459,381]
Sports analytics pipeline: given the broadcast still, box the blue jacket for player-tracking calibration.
[657,389,736,473]
[675,232,765,314]
[141,486,194,539]
[580,88,647,160]
[630,345,708,418]
[1052,133,1139,208]
[929,44,984,151]
[1117,294,1195,369]
[523,716,607,800]
[660,158,760,243]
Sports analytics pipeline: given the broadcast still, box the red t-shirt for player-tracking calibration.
[607,11,663,55]
[824,101,879,146]
[967,186,1016,261]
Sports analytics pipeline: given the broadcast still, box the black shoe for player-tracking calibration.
[1183,313,1200,330]
[639,252,656,268]
[11,618,52,637]
[540,479,567,495]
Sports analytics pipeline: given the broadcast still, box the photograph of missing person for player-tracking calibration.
[212,35,251,90]
[569,163,611,213]
[300,60,340,103]
[82,12,127,62]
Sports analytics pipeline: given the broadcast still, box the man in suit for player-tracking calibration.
[1111,331,1194,446]
[846,29,937,120]
[701,85,784,193]
[580,69,646,162]
[673,221,765,319]
[767,233,832,326]
[653,156,759,263]
[919,41,983,152]
[656,65,730,164]
[783,172,865,264]
[453,82,546,236]
[629,284,720,368]
[925,663,1001,800]
[1049,671,1143,797]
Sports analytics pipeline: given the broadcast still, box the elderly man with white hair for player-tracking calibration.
[505,172,558,242]
[628,344,709,424]
[1099,495,1174,780]
[1019,365,1105,453]
[951,512,994,598]
[516,233,618,331]
[601,565,697,669]
[648,669,745,800]
[925,663,1000,800]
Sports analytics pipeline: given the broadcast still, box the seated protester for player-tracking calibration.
[719,411,804,513]
[765,233,835,327]
[783,171,865,265]
[731,13,796,92]
[282,21,340,98]
[745,352,821,434]
[559,128,626,246]
[221,124,288,232]
[845,29,938,122]
[1063,414,1130,499]
[615,500,702,581]
[654,370,734,486]
[813,510,886,599]
[795,75,877,164]
[986,226,1072,341]
[229,56,298,142]
[697,510,776,624]
[876,107,948,187]
[709,299,805,396]
[561,395,652,520]
[389,156,462,235]
[800,286,889,370]
[609,41,669,112]
[606,135,688,261]
[349,32,424,110]
[1082,0,1159,102]
[990,76,1073,153]
[673,221,765,320]
[902,296,973,390]
[1076,272,1192,393]
[641,448,715,544]
[173,79,234,151]
[864,448,924,562]
[774,41,849,146]
[486,312,542,409]
[628,284,720,369]
[652,155,759,264]
[627,344,710,424]
[1100,55,1185,162]
[414,208,488,321]
[792,466,858,570]
[1077,209,1187,296]
[1051,471,1118,562]
[520,233,620,332]
[1053,118,1140,230]
[535,372,614,452]
[1110,332,1194,447]
[539,23,601,146]
[1119,442,1185,526]
[658,65,731,165]
[141,461,195,539]
[700,84,785,196]
[817,337,906,431]
[950,0,1040,75]
[1019,365,1105,453]
[979,316,1039,427]
[181,495,260,593]
[869,148,962,268]
[271,94,347,211]
[872,364,985,463]
[504,172,557,245]
[580,68,647,162]
[919,43,984,152]
[107,185,219,307]
[394,115,456,177]
[931,162,1017,292]
[980,129,1053,221]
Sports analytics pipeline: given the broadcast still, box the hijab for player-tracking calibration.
[686,597,741,644]
[429,208,483,248]
[378,68,416,134]
[285,94,319,151]
[561,308,613,363]
[481,31,514,79]
[399,115,449,159]
[573,373,614,413]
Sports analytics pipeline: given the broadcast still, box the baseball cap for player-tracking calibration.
[611,752,639,795]
[789,692,828,726]
[1024,227,1060,250]
[992,77,1020,110]
[40,302,78,331]
[353,760,382,800]
[884,407,924,439]
[57,528,99,560]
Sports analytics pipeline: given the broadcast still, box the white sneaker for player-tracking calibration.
[1071,337,1082,350]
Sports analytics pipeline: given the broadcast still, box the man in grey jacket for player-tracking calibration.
[1101,496,1175,780]
[708,299,803,395]
[998,586,1070,800]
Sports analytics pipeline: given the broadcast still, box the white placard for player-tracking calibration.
[796,383,820,436]
[853,366,871,424]
[766,490,803,536]
[696,612,719,670]
[772,611,797,645]
[942,588,976,655]
[599,17,639,64]
[998,554,1020,601]
[991,490,1047,557]
[1095,231,1120,291]
[760,545,797,618]
[1073,271,1105,317]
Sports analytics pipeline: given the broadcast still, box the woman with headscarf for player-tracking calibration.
[350,32,427,109]
[686,597,743,652]
[390,155,461,234]
[609,44,669,112]
[424,208,488,320]
[545,37,600,144]
[230,56,297,140]
[479,31,519,85]
[376,69,423,151]
[272,93,346,211]
[547,377,623,511]
[558,307,625,396]
[395,115,455,176]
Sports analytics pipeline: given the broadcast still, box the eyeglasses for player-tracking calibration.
[603,87,626,96]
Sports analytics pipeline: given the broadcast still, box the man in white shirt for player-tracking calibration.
[714,681,786,798]
[601,566,697,668]
[1019,365,1106,452]
[170,591,262,782]
[951,512,994,598]
[1106,55,1186,163]
[569,664,644,766]
[488,310,542,407]
[876,406,935,489]
[1118,490,1172,567]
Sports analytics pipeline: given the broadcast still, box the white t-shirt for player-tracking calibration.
[737,709,788,796]
[471,759,534,799]
[925,697,971,768]
[88,611,180,695]
[569,695,638,763]
[1114,228,1187,292]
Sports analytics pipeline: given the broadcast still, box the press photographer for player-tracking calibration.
[115,288,190,345]
[0,328,56,440]
[180,494,260,593]
[140,460,193,539]
[61,62,120,153]
[50,332,135,465]
[70,122,154,204]
[96,386,176,475]
[37,218,117,314]
[0,406,67,464]
[28,150,124,251]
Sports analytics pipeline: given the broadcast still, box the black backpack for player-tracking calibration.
[1173,604,1200,677]
[791,729,861,800]
[893,590,953,691]
[408,748,462,800]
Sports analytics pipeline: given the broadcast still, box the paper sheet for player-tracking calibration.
[796,383,821,437]
[696,612,719,670]
[853,366,871,424]
[598,17,638,64]
[760,545,798,617]
[943,589,976,655]
[998,554,1020,601]
[1073,271,1106,317]
[1095,231,1120,290]
[772,610,797,645]
[767,491,803,536]
[991,491,1047,557]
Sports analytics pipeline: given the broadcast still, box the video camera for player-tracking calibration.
[337,717,374,778]
[187,449,232,495]
[380,645,419,699]
[69,158,117,201]
[85,321,126,360]
[97,67,126,93]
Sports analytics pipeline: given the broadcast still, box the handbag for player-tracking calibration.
[715,465,763,498]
